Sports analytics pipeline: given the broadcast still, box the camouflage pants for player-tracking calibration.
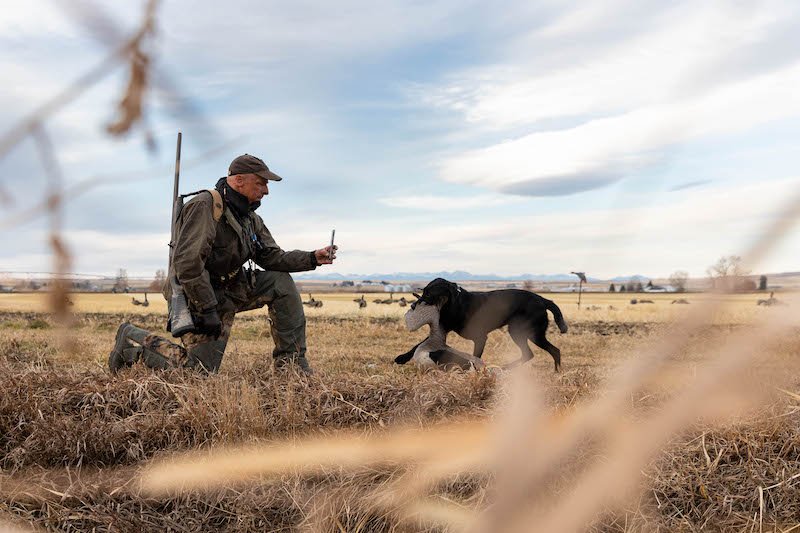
[141,270,306,371]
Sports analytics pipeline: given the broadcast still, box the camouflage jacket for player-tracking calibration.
[163,187,317,312]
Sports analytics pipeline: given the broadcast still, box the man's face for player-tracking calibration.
[238,174,269,203]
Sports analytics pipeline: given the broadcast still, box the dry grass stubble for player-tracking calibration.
[1,292,800,531]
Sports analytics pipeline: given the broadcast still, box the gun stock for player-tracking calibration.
[169,276,195,336]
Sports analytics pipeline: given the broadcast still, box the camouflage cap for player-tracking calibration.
[228,154,283,181]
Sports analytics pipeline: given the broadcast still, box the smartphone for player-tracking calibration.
[329,229,336,260]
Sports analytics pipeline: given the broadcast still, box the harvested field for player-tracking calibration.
[1,293,800,532]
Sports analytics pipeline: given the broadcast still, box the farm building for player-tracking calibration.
[643,284,677,293]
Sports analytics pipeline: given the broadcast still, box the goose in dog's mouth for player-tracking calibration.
[403,300,485,371]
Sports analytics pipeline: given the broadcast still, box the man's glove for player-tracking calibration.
[194,308,222,338]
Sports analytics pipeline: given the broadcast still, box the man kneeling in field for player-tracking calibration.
[109,154,335,375]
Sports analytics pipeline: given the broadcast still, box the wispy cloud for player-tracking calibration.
[413,1,800,196]
[436,62,800,194]
[284,178,800,277]
[420,2,799,123]
[668,180,712,192]
[378,194,524,210]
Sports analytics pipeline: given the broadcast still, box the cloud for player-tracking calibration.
[62,229,169,277]
[499,173,619,197]
[377,193,524,210]
[425,2,797,128]
[311,177,800,277]
[412,2,800,195]
[159,0,479,73]
[6,175,798,279]
[668,180,712,192]
[0,3,74,37]
[436,62,800,194]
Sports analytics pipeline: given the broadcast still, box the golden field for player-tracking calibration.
[0,290,781,323]
[1,290,799,532]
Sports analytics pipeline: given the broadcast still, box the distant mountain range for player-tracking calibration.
[292,270,650,283]
[607,274,650,282]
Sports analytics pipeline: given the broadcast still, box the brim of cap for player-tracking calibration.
[256,169,283,181]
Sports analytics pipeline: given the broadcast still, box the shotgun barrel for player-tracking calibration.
[167,132,196,337]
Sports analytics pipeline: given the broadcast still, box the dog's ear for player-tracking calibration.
[442,281,460,306]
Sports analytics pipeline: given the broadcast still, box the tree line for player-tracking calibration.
[606,255,769,293]
[111,255,770,295]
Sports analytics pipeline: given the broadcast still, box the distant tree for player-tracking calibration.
[619,285,627,293]
[707,255,750,291]
[669,270,689,293]
[645,280,653,289]
[634,282,644,292]
[523,279,534,291]
[149,269,166,291]
[114,268,129,291]
[708,255,748,277]
[758,275,768,291]
[609,283,616,293]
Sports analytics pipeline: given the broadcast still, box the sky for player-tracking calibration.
[1,0,799,280]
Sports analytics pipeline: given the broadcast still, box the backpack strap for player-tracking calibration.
[179,188,225,222]
[207,188,224,222]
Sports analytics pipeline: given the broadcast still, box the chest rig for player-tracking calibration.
[181,188,264,288]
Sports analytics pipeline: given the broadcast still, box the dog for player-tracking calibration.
[394,278,568,371]
[403,298,485,371]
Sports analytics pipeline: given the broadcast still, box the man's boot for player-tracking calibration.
[109,322,139,373]
[273,354,314,376]
[108,322,185,372]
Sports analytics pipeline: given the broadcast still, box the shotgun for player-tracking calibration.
[167,132,196,336]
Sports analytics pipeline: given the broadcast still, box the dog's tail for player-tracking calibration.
[545,299,568,333]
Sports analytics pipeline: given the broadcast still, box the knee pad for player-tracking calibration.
[141,348,174,370]
[187,340,226,373]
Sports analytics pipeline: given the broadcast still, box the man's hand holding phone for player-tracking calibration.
[313,229,337,265]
